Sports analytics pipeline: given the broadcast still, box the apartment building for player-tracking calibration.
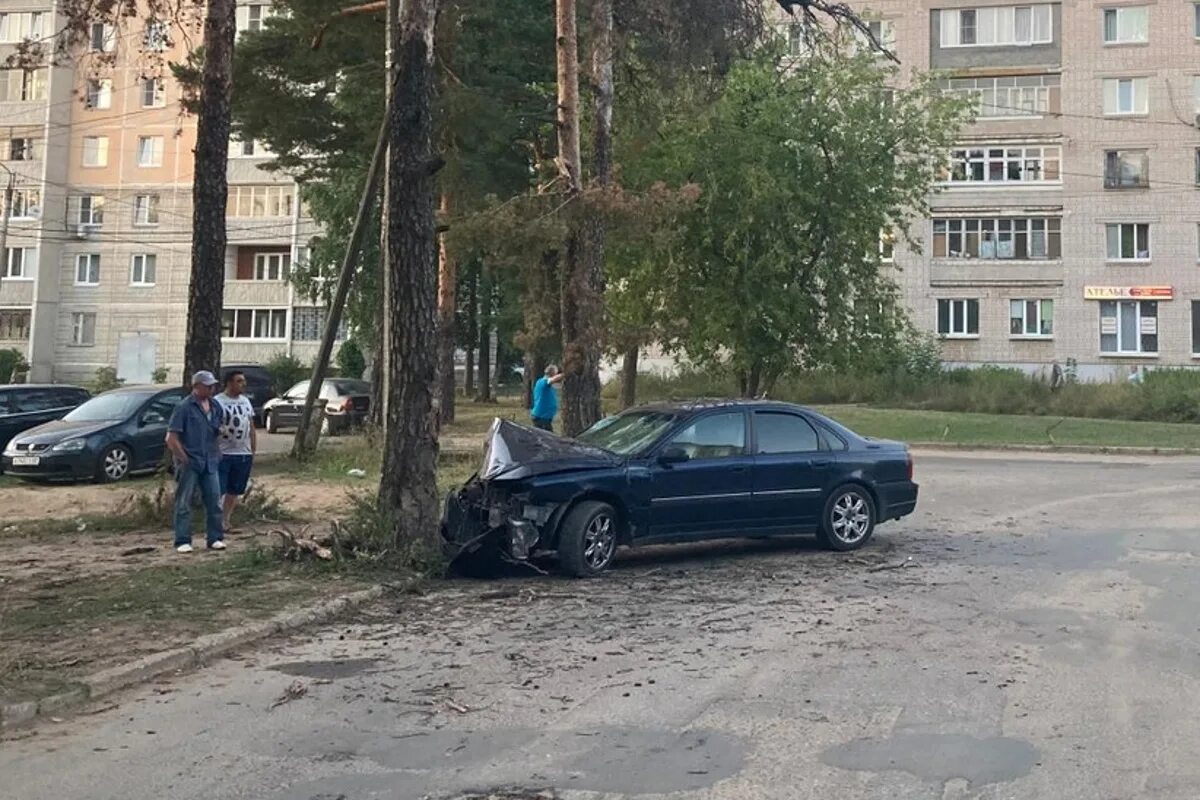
[0,3,335,385]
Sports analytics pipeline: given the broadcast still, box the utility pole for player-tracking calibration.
[0,166,14,273]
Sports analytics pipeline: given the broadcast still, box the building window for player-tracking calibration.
[230,137,267,158]
[144,20,169,51]
[939,5,1052,47]
[932,217,1061,260]
[2,247,31,279]
[130,254,157,286]
[136,136,164,167]
[0,68,47,102]
[7,137,38,161]
[1010,299,1054,337]
[0,309,31,340]
[1193,301,1200,355]
[1102,77,1148,115]
[937,299,980,337]
[133,194,160,225]
[253,252,290,281]
[292,307,347,342]
[88,22,115,52]
[880,229,895,263]
[227,185,295,218]
[1105,223,1150,261]
[938,74,1059,119]
[5,188,39,220]
[221,308,288,340]
[84,79,112,110]
[75,254,100,286]
[1195,3,1200,38]
[71,312,97,346]
[237,3,273,34]
[1100,300,1156,354]
[0,12,46,43]
[1104,150,1148,189]
[141,78,166,108]
[77,195,104,226]
[943,144,1061,184]
[82,136,109,168]
[1103,7,1148,44]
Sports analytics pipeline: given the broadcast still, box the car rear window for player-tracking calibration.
[331,380,369,396]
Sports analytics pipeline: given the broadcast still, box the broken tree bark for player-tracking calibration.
[377,0,441,548]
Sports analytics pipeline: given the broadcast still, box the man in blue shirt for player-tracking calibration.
[165,371,225,553]
[531,364,564,432]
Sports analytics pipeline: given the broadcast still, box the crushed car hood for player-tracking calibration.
[480,418,623,481]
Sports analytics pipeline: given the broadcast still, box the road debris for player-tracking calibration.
[269,680,308,710]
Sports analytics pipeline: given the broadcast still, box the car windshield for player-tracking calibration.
[63,392,149,422]
[577,410,678,456]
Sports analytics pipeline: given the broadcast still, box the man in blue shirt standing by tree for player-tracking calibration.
[165,371,226,553]
[531,364,564,432]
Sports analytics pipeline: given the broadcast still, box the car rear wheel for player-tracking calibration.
[558,501,619,577]
[817,485,876,551]
[265,411,279,434]
[96,444,132,484]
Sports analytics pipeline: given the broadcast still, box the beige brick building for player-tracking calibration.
[845,0,1200,380]
[0,2,334,385]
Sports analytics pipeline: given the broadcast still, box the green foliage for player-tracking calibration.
[90,367,124,394]
[337,340,366,380]
[151,367,169,384]
[264,352,309,395]
[0,348,27,383]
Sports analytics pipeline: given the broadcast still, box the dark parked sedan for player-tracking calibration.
[442,400,918,577]
[2,385,186,483]
[0,384,91,473]
[263,378,370,435]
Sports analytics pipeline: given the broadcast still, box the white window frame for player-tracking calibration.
[253,252,290,281]
[88,21,115,52]
[1010,299,1054,338]
[939,74,1059,120]
[70,312,97,347]
[1104,149,1149,189]
[937,299,980,338]
[1102,77,1149,116]
[0,68,47,102]
[7,136,38,161]
[942,144,1061,185]
[1105,223,1151,262]
[133,194,160,226]
[1,247,32,280]
[144,20,169,51]
[0,12,45,44]
[5,188,39,220]
[84,78,112,110]
[221,308,289,341]
[130,254,156,287]
[77,195,104,226]
[141,77,166,108]
[136,136,164,168]
[236,3,273,34]
[82,136,109,168]
[940,5,1052,47]
[227,185,296,218]
[1099,300,1157,355]
[74,254,100,287]
[1103,6,1149,44]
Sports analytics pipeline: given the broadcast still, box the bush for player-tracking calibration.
[0,348,27,383]
[337,339,366,379]
[91,366,124,393]
[264,352,309,394]
[152,366,169,384]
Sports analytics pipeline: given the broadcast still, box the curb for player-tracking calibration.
[0,585,384,730]
[909,442,1196,457]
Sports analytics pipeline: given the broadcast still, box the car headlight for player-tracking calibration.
[51,438,87,452]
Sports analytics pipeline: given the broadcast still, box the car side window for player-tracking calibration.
[143,393,183,425]
[816,423,848,452]
[754,412,821,454]
[0,391,12,415]
[287,381,309,399]
[52,388,82,408]
[668,412,746,460]
[13,389,57,413]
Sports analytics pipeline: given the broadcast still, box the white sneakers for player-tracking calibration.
[175,541,226,553]
[209,540,227,551]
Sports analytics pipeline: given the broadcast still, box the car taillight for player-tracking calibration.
[906,452,914,481]
[342,397,354,412]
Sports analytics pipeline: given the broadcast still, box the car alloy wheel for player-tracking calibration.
[102,446,130,482]
[583,512,617,571]
[830,489,871,545]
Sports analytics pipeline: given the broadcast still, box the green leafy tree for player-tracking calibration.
[337,340,367,380]
[648,51,967,396]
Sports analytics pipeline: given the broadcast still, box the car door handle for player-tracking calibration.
[810,459,832,468]
[730,466,747,473]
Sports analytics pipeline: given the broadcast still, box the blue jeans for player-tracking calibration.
[175,464,224,547]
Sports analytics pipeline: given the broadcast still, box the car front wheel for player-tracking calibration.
[817,485,876,551]
[265,411,279,434]
[96,444,132,484]
[558,501,619,577]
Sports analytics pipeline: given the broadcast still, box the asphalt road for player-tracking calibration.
[5,450,1200,800]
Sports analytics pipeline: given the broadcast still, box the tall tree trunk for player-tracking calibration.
[476,279,493,403]
[183,0,236,382]
[464,269,476,397]
[620,346,638,409]
[559,0,611,435]
[377,0,441,549]
[524,352,546,409]
[436,192,457,425]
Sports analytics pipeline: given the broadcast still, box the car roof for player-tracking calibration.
[0,383,88,391]
[633,398,810,414]
[102,384,180,395]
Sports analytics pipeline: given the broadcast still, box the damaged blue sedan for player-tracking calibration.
[441,400,918,577]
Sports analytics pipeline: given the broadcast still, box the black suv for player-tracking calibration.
[220,364,275,426]
[0,385,91,470]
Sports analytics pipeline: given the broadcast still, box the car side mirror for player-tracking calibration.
[658,445,689,466]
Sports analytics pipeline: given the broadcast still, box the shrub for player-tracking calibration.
[337,339,366,379]
[0,348,27,383]
[151,366,169,384]
[264,352,309,394]
[91,366,124,393]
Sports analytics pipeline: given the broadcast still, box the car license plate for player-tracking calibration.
[12,456,40,466]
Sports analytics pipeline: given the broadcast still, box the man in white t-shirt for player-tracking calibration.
[215,370,258,534]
